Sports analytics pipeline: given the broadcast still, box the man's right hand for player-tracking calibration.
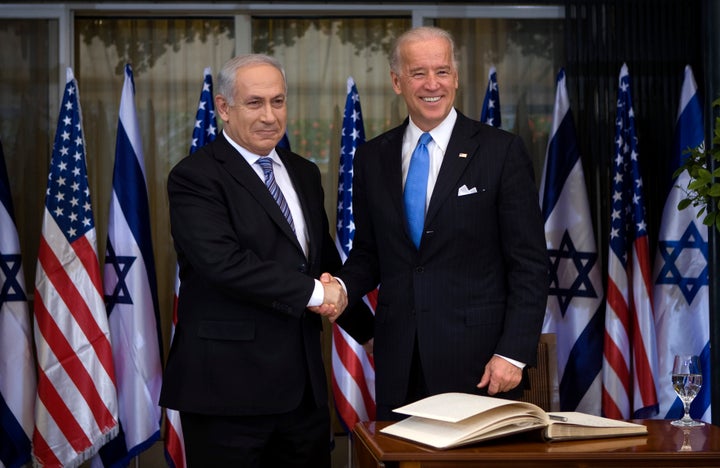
[308,272,347,322]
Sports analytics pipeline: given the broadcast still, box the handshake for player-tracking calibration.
[308,272,347,322]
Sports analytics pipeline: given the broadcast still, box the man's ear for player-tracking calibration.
[215,95,230,121]
[390,71,402,95]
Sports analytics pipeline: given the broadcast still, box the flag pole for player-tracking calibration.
[347,435,353,468]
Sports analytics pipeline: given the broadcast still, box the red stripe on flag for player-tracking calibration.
[37,236,115,383]
[605,277,629,329]
[631,237,659,410]
[31,427,63,467]
[71,235,104,297]
[364,288,378,309]
[333,326,375,418]
[165,276,187,467]
[630,317,657,408]
[34,292,118,433]
[604,280,630,386]
[164,413,186,468]
[602,328,630,390]
[34,367,92,454]
[601,387,623,420]
[632,343,658,409]
[331,376,359,429]
[633,237,653,303]
[603,275,631,420]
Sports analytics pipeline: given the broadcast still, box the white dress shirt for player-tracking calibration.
[402,108,457,210]
[400,113,525,370]
[222,131,325,307]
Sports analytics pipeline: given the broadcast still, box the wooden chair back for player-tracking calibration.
[520,333,560,412]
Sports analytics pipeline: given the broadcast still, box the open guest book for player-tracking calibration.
[380,392,648,450]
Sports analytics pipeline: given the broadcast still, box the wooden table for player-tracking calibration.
[353,420,720,467]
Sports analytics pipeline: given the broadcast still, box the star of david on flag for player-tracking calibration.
[93,63,164,468]
[1,138,36,468]
[539,68,603,415]
[653,65,710,423]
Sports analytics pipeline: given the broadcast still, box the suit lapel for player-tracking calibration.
[379,126,407,225]
[214,138,304,255]
[278,149,314,261]
[425,114,481,226]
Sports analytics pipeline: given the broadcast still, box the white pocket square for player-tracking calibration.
[457,184,478,196]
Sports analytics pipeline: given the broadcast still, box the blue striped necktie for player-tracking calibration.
[404,132,432,249]
[257,157,295,233]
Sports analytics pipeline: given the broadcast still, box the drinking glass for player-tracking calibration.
[670,354,704,427]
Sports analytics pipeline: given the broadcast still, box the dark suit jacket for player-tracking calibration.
[338,111,549,410]
[160,134,371,416]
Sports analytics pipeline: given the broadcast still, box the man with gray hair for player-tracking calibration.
[326,26,549,420]
[161,54,372,467]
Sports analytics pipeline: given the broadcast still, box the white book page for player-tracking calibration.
[393,392,544,423]
[381,413,544,449]
[548,412,648,428]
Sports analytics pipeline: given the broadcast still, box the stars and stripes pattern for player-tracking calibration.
[165,281,186,468]
[602,63,659,420]
[32,67,119,467]
[94,63,163,467]
[0,138,36,468]
[166,67,217,468]
[653,65,711,423]
[331,77,376,431]
[278,132,291,150]
[480,66,501,127]
[539,68,604,415]
[188,67,217,154]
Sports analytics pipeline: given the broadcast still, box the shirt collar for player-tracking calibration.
[222,130,282,168]
[406,107,457,154]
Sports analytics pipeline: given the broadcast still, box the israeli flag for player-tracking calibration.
[539,68,604,415]
[653,65,710,422]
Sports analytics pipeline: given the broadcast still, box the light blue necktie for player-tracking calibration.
[404,132,432,248]
[257,157,295,233]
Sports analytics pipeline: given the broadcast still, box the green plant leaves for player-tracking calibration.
[674,99,720,232]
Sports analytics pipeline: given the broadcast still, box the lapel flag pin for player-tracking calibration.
[459,152,467,158]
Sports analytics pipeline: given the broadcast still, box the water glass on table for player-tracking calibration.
[671,354,704,427]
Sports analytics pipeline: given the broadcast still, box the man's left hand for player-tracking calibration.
[476,355,522,395]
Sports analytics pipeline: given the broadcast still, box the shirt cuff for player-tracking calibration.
[495,354,526,369]
[307,279,325,307]
[334,277,348,294]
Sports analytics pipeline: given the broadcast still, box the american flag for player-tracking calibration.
[539,68,604,415]
[278,132,291,150]
[480,66,501,127]
[188,67,218,154]
[331,77,376,431]
[32,67,119,466]
[165,281,185,468]
[602,63,659,420]
[653,65,711,422]
[0,138,36,468]
[94,63,163,467]
[166,67,217,468]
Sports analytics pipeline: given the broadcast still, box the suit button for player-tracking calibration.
[298,263,308,273]
[415,267,424,273]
